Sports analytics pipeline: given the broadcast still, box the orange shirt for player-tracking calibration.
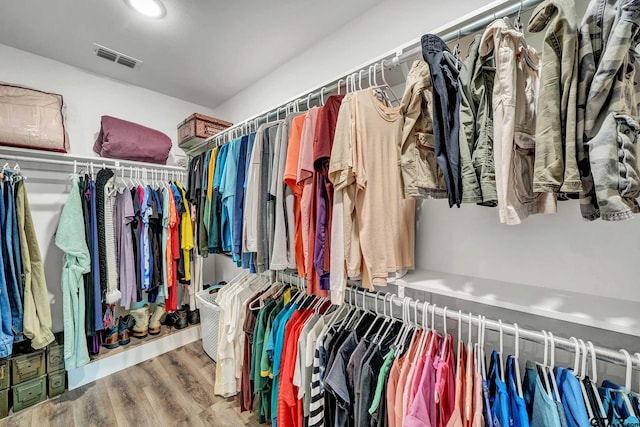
[284,114,307,278]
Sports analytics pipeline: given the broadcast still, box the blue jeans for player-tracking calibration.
[4,173,24,343]
[422,34,463,207]
[0,182,14,357]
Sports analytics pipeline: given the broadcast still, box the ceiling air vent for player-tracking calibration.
[92,43,143,69]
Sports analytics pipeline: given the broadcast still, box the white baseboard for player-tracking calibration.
[67,326,202,390]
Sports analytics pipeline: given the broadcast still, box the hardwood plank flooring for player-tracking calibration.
[0,342,260,427]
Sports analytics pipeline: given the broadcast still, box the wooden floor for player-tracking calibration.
[1,342,260,427]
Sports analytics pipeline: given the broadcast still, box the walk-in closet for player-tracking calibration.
[0,0,639,425]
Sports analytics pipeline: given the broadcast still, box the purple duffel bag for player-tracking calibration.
[93,115,172,164]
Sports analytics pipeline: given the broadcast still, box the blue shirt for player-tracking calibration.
[141,186,152,290]
[555,367,590,427]
[220,138,241,254]
[214,144,228,191]
[270,303,297,427]
[232,135,249,257]
[489,351,511,427]
[506,355,530,427]
[523,361,562,427]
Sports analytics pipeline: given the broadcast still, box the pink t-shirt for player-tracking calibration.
[404,333,443,427]
[435,335,455,427]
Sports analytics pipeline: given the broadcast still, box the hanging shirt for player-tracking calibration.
[330,88,415,289]
[221,138,242,256]
[115,189,136,309]
[176,181,192,282]
[284,114,308,278]
[271,114,302,271]
[233,136,249,261]
[507,355,530,427]
[555,367,590,427]
[488,350,511,427]
[523,361,562,427]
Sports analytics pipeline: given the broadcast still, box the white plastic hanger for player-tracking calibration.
[378,59,400,105]
[574,338,596,421]
[547,332,562,403]
[439,306,449,357]
[306,93,313,111]
[611,349,636,417]
[586,340,608,419]
[498,319,505,381]
[320,87,326,105]
[337,79,344,95]
[358,69,365,90]
[513,323,524,398]
[456,310,463,373]
[634,353,640,397]
[537,330,553,397]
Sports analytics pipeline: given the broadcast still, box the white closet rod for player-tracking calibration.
[188,0,542,155]
[273,271,640,371]
[0,147,186,172]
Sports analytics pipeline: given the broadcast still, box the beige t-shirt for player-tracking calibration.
[330,89,415,289]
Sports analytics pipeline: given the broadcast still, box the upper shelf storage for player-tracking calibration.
[396,269,640,337]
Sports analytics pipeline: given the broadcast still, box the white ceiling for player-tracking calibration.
[0,0,385,108]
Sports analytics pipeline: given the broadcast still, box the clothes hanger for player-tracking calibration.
[537,330,553,397]
[547,332,562,403]
[586,340,608,419]
[498,319,505,381]
[378,59,400,105]
[513,323,524,398]
[414,301,431,358]
[456,310,463,372]
[453,29,462,61]
[439,306,449,358]
[573,338,597,422]
[514,0,524,32]
[611,349,637,417]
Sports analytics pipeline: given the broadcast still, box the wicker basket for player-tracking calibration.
[196,286,224,361]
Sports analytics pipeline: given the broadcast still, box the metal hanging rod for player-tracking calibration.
[273,270,640,371]
[0,146,186,172]
[188,0,542,156]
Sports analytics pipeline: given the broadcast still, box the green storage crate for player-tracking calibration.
[11,350,45,386]
[47,370,65,398]
[0,358,9,390]
[0,388,8,418]
[12,375,46,412]
[47,344,64,373]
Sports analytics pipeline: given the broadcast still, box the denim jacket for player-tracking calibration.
[577,0,640,221]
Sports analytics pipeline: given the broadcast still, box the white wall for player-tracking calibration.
[212,0,502,122]
[0,44,219,333]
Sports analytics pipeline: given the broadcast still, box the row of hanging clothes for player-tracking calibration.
[186,0,640,307]
[213,272,640,427]
[55,164,204,369]
[0,162,54,358]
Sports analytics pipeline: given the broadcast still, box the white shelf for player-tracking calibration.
[67,325,201,390]
[396,270,640,337]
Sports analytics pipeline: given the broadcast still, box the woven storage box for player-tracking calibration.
[195,286,225,361]
[178,113,232,151]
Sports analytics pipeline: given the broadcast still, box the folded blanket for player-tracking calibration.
[93,115,171,164]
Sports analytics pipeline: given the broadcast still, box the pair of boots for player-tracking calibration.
[128,304,200,337]
[129,304,167,338]
[103,315,132,349]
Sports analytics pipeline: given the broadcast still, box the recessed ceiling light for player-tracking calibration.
[125,0,166,18]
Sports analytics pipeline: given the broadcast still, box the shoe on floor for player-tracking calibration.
[129,305,150,338]
[149,304,166,335]
[103,319,120,350]
[188,308,200,325]
[118,315,132,345]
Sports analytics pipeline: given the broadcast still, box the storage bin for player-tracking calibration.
[12,376,46,412]
[0,358,9,390]
[177,113,232,151]
[47,370,65,398]
[0,388,8,418]
[195,285,225,361]
[11,350,45,385]
[47,343,64,373]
